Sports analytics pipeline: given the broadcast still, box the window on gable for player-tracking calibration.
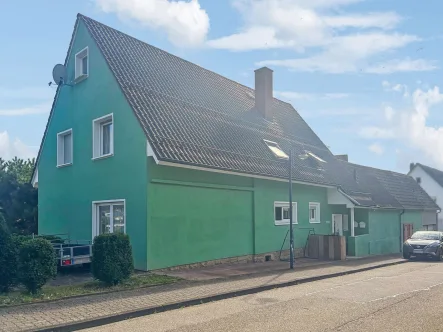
[274,201,297,226]
[93,114,114,159]
[309,202,320,223]
[75,47,89,81]
[416,177,421,184]
[264,140,289,159]
[57,129,73,167]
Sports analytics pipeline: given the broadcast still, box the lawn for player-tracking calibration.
[0,273,180,307]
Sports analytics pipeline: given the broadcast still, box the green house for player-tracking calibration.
[32,14,439,271]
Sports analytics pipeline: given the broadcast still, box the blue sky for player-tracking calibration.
[1,0,442,173]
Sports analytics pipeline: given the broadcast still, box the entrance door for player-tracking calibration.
[332,214,343,236]
[403,223,413,242]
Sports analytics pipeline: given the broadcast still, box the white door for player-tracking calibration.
[332,214,343,236]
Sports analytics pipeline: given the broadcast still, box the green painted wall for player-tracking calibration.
[368,209,401,255]
[38,21,148,270]
[348,235,370,256]
[147,160,336,270]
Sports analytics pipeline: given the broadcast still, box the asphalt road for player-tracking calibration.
[85,260,443,332]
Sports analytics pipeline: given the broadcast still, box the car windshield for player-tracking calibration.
[410,232,441,240]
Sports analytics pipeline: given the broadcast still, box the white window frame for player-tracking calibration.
[75,46,89,81]
[92,113,114,160]
[274,201,297,226]
[264,140,289,159]
[92,199,126,238]
[56,129,73,167]
[309,202,321,223]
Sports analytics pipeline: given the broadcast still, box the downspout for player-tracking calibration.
[436,209,441,231]
[399,209,405,252]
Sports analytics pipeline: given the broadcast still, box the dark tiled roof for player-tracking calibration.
[415,163,443,188]
[76,14,438,211]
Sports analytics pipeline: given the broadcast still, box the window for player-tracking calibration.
[416,177,421,184]
[309,202,320,223]
[432,196,437,202]
[93,200,125,237]
[264,140,289,159]
[75,47,89,80]
[93,114,114,159]
[274,201,297,225]
[57,129,73,167]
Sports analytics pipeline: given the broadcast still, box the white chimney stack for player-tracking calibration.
[254,67,273,120]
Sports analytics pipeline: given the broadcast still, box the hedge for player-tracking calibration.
[92,233,134,285]
[18,238,57,293]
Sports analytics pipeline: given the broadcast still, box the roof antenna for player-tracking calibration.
[48,64,73,87]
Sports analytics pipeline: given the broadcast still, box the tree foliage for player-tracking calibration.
[0,157,38,234]
[0,214,18,292]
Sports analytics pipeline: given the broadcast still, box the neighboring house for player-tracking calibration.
[408,163,443,230]
[31,14,439,271]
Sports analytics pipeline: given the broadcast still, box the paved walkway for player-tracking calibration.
[0,255,404,332]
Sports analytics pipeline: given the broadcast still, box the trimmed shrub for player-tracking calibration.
[0,214,18,292]
[92,233,134,285]
[18,238,57,294]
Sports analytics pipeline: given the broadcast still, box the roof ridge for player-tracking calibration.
[77,13,292,106]
[417,162,443,174]
[339,159,410,177]
[122,81,332,153]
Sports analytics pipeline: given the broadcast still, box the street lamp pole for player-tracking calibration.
[289,149,294,269]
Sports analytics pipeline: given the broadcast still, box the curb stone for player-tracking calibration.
[31,259,407,332]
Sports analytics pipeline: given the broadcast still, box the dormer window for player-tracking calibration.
[264,140,288,159]
[75,47,89,81]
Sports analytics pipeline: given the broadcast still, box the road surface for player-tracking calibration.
[85,260,443,332]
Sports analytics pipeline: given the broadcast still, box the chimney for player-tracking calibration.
[409,163,415,172]
[255,67,273,120]
[336,154,348,162]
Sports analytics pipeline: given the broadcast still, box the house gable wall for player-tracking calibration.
[37,20,148,270]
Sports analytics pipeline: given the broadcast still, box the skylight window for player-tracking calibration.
[264,140,288,159]
[307,151,326,163]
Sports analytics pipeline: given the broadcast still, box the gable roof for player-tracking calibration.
[411,163,443,188]
[33,14,439,212]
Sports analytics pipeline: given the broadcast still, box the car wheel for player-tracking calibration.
[436,249,442,261]
[403,251,411,259]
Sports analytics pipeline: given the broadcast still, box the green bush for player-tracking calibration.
[92,233,134,285]
[0,214,18,292]
[18,238,57,294]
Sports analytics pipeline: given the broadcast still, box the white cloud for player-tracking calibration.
[366,58,437,74]
[275,91,349,101]
[384,106,395,121]
[0,131,37,160]
[208,0,436,74]
[360,85,443,168]
[359,126,395,139]
[95,0,210,47]
[0,87,54,101]
[0,103,51,116]
[382,81,409,97]
[368,143,384,155]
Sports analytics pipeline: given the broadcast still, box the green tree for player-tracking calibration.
[0,158,38,234]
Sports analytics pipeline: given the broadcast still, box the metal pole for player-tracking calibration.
[289,149,294,269]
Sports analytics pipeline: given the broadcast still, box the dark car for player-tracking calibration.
[403,231,443,260]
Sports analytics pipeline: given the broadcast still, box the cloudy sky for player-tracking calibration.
[0,0,442,173]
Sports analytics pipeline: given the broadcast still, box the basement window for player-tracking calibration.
[274,201,297,226]
[264,140,289,159]
[75,47,89,81]
[309,202,320,223]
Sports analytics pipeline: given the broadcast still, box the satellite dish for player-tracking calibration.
[52,64,68,85]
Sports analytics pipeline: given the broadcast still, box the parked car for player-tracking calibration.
[403,231,443,260]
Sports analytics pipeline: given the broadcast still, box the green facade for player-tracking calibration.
[38,21,149,270]
[37,20,431,271]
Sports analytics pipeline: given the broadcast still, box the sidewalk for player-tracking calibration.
[0,255,406,332]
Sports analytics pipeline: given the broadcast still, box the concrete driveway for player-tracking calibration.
[85,260,443,332]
